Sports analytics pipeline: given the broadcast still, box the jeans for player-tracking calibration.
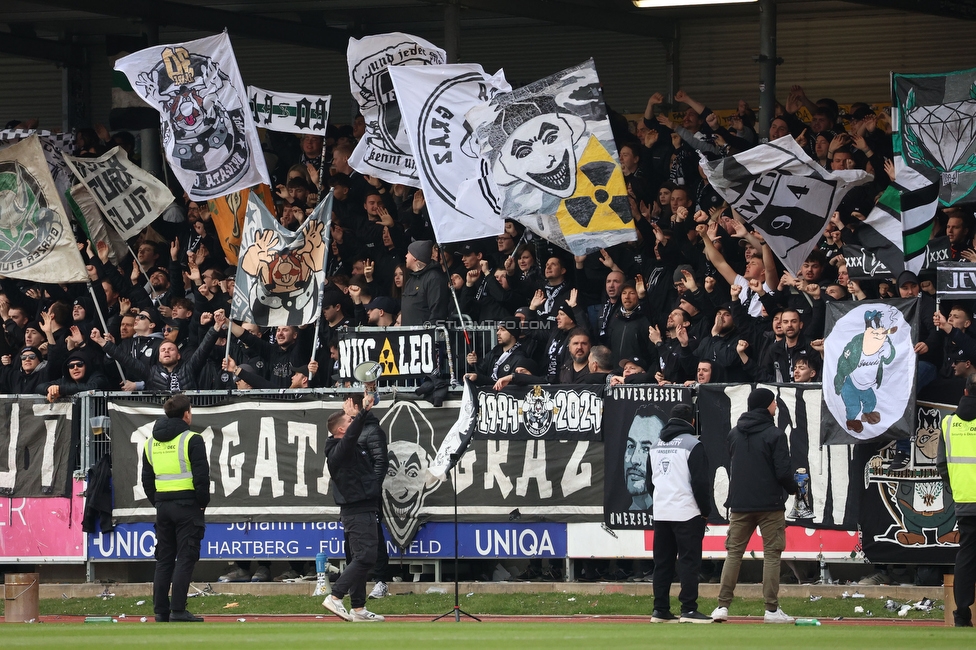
[840,377,876,420]
[717,510,786,611]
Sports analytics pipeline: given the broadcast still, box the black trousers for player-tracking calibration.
[153,499,206,616]
[333,511,378,609]
[344,511,390,583]
[652,516,706,614]
[955,515,976,623]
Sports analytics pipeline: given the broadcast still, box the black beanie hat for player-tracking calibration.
[747,387,775,411]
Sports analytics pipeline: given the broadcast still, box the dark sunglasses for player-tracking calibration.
[136,314,151,320]
[67,361,85,369]
[163,326,177,333]
[20,353,37,360]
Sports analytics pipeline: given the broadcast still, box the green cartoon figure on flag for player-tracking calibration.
[834,307,899,435]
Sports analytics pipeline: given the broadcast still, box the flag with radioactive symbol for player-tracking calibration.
[556,136,634,248]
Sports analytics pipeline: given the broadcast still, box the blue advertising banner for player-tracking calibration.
[88,521,566,561]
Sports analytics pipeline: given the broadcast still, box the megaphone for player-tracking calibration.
[353,361,383,383]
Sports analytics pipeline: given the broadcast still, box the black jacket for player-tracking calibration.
[141,416,211,507]
[401,263,450,326]
[104,326,220,392]
[359,412,389,485]
[726,408,796,513]
[647,417,711,518]
[326,409,381,515]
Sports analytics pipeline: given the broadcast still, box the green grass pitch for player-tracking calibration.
[2,622,971,649]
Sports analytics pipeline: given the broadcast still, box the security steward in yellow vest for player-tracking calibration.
[939,373,976,627]
[141,395,210,623]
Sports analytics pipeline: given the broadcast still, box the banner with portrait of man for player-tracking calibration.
[465,59,637,255]
[822,299,918,445]
[231,191,332,327]
[115,31,271,201]
[602,385,693,529]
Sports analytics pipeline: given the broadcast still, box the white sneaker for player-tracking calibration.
[709,606,728,622]
[351,607,385,622]
[368,581,389,599]
[322,595,353,621]
[764,607,794,624]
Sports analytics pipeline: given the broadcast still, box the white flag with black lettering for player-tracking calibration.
[115,32,271,201]
[347,32,447,186]
[388,64,508,243]
[246,86,331,136]
[701,136,872,275]
[63,147,174,240]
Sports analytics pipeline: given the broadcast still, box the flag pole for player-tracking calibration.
[86,281,127,382]
[435,240,471,348]
[307,207,333,383]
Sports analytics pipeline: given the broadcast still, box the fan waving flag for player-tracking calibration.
[114,32,271,201]
[893,67,976,208]
[231,191,332,327]
[465,59,637,255]
[347,33,447,186]
[701,136,872,276]
[0,136,88,283]
[388,63,509,243]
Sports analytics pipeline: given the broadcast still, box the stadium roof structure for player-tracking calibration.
[1,0,975,65]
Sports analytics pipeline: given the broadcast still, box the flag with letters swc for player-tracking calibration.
[701,136,872,276]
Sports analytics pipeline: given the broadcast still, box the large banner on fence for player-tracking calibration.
[337,328,438,381]
[108,396,604,547]
[602,385,693,529]
[63,147,174,240]
[0,399,73,498]
[473,384,603,441]
[857,400,960,564]
[696,384,859,530]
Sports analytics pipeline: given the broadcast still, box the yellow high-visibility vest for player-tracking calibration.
[145,431,197,493]
[942,414,976,504]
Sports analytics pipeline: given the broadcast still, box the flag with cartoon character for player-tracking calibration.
[231,191,332,327]
[464,59,637,255]
[115,31,270,201]
[346,32,447,187]
[822,299,918,445]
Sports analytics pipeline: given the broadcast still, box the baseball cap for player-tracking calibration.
[618,356,647,371]
[365,296,400,314]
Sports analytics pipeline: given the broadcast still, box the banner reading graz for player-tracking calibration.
[857,400,959,564]
[697,383,859,531]
[337,328,437,381]
[473,384,603,441]
[108,396,603,547]
[0,398,73,498]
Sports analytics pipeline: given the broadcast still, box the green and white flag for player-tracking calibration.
[0,136,88,282]
[247,86,331,136]
[893,67,975,206]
